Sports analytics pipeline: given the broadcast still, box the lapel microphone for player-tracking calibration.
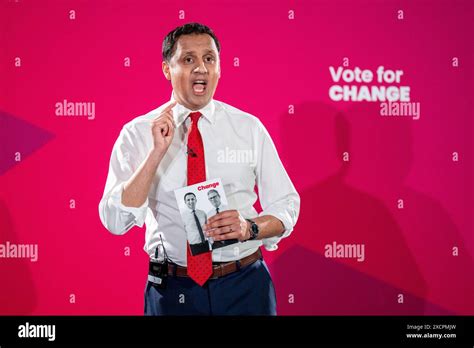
[187,146,197,157]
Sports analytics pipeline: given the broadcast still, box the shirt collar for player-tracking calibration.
[170,92,216,127]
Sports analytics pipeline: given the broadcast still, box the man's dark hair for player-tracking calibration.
[184,192,196,202]
[207,189,220,197]
[162,22,221,62]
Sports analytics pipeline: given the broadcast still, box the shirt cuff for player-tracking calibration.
[109,182,149,231]
[258,206,295,251]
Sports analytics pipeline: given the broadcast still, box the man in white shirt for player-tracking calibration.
[182,192,210,254]
[206,189,235,250]
[206,189,228,217]
[98,22,300,315]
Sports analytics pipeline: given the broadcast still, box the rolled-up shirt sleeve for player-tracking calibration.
[98,124,149,235]
[255,120,301,251]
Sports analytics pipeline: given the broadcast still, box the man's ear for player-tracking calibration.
[162,61,171,81]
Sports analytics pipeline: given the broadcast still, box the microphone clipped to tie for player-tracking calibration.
[187,145,197,157]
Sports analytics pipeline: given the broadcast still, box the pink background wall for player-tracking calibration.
[1,0,472,315]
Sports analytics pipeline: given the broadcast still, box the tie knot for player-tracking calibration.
[189,112,202,124]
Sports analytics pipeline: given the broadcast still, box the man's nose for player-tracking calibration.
[193,59,208,74]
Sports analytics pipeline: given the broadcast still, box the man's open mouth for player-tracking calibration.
[192,80,207,94]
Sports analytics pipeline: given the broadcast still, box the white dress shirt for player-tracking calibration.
[98,98,300,266]
[207,203,229,218]
[183,209,208,245]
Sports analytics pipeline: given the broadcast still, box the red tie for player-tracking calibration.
[186,111,213,286]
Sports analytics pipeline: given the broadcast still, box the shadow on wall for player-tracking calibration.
[0,199,37,314]
[344,102,474,314]
[269,101,469,315]
[0,110,55,314]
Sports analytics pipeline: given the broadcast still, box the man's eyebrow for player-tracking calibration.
[181,50,196,56]
[181,49,216,56]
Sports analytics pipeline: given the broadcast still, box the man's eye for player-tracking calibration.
[184,57,193,63]
[205,56,215,62]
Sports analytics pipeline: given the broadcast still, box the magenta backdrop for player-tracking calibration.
[1,0,473,315]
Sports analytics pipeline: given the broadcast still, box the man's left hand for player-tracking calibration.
[204,210,250,242]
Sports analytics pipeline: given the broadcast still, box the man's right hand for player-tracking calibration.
[122,100,178,208]
[151,100,177,155]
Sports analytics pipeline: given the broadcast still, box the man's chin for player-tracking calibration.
[185,96,212,111]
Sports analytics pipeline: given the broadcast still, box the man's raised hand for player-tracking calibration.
[151,100,177,155]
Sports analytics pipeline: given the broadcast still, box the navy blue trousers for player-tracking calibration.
[144,258,277,315]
